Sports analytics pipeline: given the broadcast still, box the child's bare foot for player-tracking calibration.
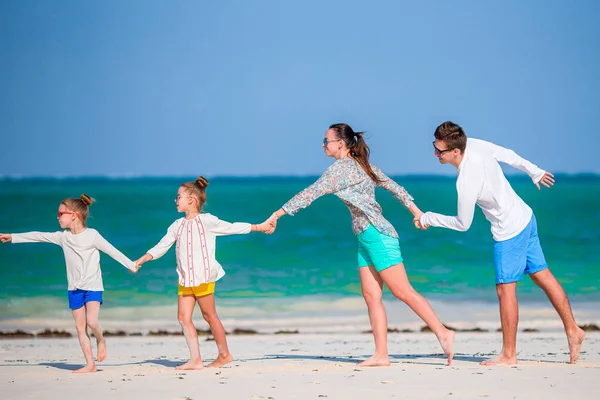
[73,364,97,374]
[207,353,233,368]
[439,329,455,365]
[356,355,391,367]
[568,328,586,364]
[480,353,517,366]
[96,338,107,362]
[175,360,204,370]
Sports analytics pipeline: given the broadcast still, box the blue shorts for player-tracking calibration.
[67,289,103,310]
[357,225,403,272]
[493,215,548,284]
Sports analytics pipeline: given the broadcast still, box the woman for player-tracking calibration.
[268,123,454,366]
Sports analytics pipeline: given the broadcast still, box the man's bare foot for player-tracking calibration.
[175,360,205,370]
[568,328,586,364]
[73,364,97,374]
[96,338,107,362]
[480,354,517,366]
[207,353,233,368]
[439,329,455,365]
[356,355,391,367]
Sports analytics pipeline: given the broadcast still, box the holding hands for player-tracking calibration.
[253,209,285,235]
[0,234,12,243]
[263,209,286,235]
[413,215,429,230]
[265,214,279,234]
[408,203,429,231]
[133,253,153,273]
[253,218,277,234]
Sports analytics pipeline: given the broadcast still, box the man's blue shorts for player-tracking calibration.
[493,214,548,284]
[67,289,103,310]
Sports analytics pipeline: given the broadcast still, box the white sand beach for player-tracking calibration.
[1,331,598,400]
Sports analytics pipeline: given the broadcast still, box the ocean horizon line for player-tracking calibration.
[1,172,599,182]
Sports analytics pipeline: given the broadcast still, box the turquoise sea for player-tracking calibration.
[0,175,599,333]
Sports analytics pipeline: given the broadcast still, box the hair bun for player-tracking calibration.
[195,176,209,189]
[80,194,94,206]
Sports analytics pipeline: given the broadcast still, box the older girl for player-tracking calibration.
[0,194,137,373]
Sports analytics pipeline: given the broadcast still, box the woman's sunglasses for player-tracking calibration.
[323,138,343,146]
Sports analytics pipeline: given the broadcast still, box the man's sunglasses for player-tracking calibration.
[433,141,454,156]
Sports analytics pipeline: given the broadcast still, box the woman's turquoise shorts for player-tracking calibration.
[357,225,403,272]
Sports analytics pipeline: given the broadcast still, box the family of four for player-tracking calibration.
[0,121,584,373]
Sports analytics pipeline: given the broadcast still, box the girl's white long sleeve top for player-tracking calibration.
[146,213,251,287]
[11,228,135,291]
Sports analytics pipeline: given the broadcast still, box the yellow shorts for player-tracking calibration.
[178,282,216,297]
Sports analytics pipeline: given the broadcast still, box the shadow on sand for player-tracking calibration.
[259,352,488,365]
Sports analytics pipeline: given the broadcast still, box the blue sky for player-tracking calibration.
[1,0,598,177]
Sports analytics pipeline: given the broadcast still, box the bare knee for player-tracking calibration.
[86,320,100,332]
[201,309,219,324]
[393,288,415,303]
[529,269,553,286]
[75,324,89,336]
[362,289,383,308]
[385,281,416,303]
[495,283,517,299]
[178,314,194,328]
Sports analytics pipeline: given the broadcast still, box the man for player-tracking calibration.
[417,121,585,365]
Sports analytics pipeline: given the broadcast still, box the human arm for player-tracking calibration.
[280,160,361,216]
[145,222,178,261]
[94,232,136,272]
[205,214,252,236]
[8,231,64,245]
[372,165,415,209]
[371,165,425,227]
[476,139,548,186]
[419,167,482,232]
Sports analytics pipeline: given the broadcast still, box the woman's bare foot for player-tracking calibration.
[568,328,586,364]
[175,360,205,370]
[480,353,517,366]
[356,355,391,367]
[96,338,107,362]
[207,353,233,368]
[73,364,97,374]
[438,329,455,365]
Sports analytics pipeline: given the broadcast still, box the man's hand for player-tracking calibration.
[536,172,555,190]
[413,216,429,230]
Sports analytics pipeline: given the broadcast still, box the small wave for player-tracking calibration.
[2,297,598,334]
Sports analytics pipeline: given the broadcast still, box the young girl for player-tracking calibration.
[0,194,137,373]
[134,176,273,370]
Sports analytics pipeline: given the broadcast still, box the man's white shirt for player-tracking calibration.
[420,138,546,241]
